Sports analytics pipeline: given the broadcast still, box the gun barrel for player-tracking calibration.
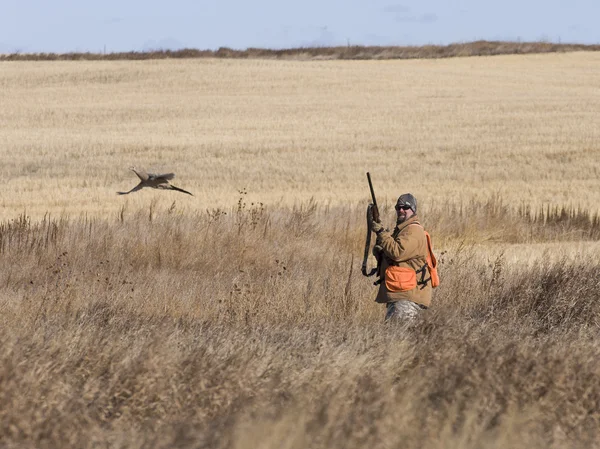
[367,172,378,207]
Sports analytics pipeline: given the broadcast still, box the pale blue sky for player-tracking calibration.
[1,0,598,53]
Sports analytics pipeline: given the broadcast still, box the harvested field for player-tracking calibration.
[1,49,599,448]
[1,52,600,219]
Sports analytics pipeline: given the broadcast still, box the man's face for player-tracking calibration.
[395,204,414,223]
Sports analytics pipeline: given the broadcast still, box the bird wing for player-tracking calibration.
[117,182,145,195]
[130,167,150,182]
[157,173,175,181]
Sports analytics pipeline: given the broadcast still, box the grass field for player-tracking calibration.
[2,52,600,219]
[1,51,600,448]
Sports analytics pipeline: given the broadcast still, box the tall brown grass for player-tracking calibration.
[1,199,599,448]
[2,46,600,448]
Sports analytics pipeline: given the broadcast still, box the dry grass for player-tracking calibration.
[1,201,600,448]
[2,48,600,448]
[1,51,600,221]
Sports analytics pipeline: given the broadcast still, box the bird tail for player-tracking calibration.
[169,185,193,196]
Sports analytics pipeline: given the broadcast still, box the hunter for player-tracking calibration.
[368,193,435,322]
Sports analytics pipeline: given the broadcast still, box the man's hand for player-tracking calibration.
[367,203,384,233]
[371,221,384,234]
[372,244,383,259]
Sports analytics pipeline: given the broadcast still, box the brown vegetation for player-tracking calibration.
[2,52,600,221]
[2,46,600,448]
[1,200,600,448]
[2,40,599,61]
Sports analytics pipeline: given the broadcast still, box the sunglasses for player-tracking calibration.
[395,205,412,211]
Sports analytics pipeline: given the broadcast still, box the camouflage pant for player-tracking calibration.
[385,300,425,322]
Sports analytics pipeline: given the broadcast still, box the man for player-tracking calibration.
[369,193,433,322]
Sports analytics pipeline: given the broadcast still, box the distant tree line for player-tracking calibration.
[2,40,599,61]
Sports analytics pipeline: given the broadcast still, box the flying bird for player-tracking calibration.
[117,167,193,196]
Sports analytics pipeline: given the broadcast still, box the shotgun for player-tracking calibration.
[361,172,380,277]
[367,172,379,224]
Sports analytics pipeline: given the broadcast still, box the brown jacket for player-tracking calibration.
[374,215,432,307]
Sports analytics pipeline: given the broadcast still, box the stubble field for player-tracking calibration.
[1,52,600,448]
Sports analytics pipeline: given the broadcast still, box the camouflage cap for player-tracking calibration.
[396,193,417,214]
